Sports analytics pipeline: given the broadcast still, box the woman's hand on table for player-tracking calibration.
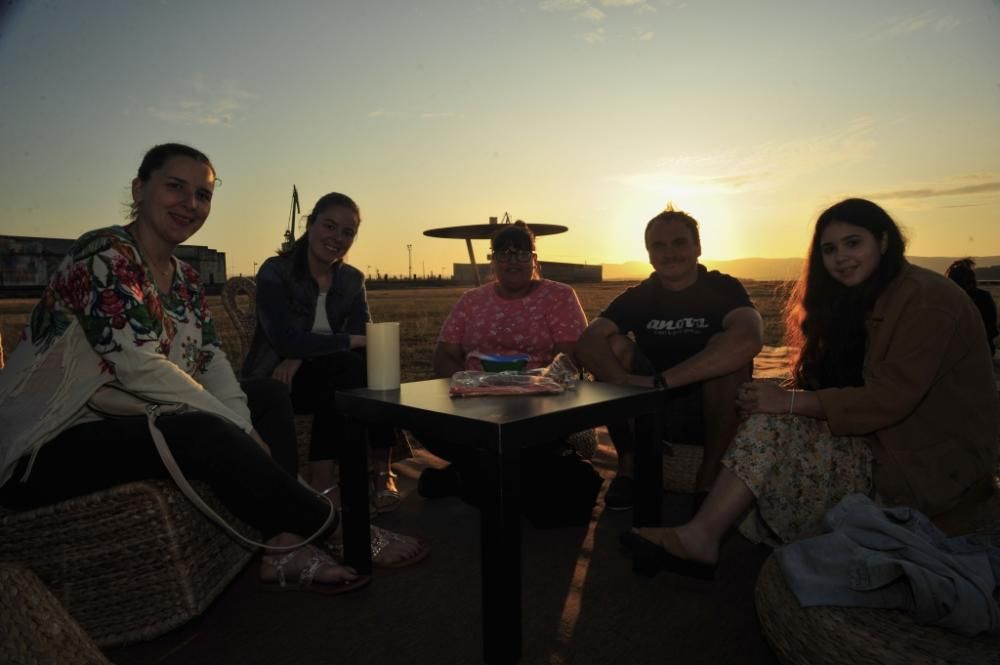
[272,358,303,386]
[349,334,366,349]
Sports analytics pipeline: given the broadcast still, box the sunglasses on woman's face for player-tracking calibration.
[490,248,534,263]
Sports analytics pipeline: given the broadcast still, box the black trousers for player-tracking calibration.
[289,351,395,461]
[0,378,331,540]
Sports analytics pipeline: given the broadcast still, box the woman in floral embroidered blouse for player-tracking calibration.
[0,143,370,594]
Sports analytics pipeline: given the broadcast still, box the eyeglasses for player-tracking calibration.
[489,248,534,263]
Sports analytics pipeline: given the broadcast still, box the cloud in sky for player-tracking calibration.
[865,177,1000,202]
[540,0,657,35]
[579,6,606,22]
[614,117,877,195]
[368,110,456,119]
[580,26,608,43]
[539,0,587,11]
[865,9,961,41]
[146,78,258,126]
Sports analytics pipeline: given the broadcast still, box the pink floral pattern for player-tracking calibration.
[438,279,587,370]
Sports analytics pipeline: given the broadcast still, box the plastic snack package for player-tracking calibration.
[449,352,582,397]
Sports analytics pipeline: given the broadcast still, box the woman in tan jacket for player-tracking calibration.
[624,198,998,579]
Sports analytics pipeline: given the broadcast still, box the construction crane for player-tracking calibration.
[281,185,300,253]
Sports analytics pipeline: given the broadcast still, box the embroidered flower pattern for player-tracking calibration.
[27,226,216,374]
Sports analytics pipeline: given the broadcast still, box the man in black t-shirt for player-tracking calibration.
[577,206,763,510]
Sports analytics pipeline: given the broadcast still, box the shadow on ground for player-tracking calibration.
[108,436,778,665]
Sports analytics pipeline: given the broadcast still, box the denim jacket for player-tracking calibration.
[241,252,370,379]
[778,494,1000,636]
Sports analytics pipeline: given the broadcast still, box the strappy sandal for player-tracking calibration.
[372,470,402,514]
[370,525,430,568]
[260,544,371,595]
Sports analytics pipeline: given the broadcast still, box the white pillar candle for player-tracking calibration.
[366,322,401,390]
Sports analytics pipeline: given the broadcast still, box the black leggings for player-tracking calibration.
[0,379,331,540]
[290,350,395,461]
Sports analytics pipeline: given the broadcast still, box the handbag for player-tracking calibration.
[87,382,336,552]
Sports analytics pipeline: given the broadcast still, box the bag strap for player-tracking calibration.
[145,404,337,552]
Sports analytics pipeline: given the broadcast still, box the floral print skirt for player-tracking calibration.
[723,413,874,545]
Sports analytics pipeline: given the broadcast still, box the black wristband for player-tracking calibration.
[652,373,667,391]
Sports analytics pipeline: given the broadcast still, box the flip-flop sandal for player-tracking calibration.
[260,544,372,595]
[626,528,716,580]
[372,471,402,514]
[370,525,431,568]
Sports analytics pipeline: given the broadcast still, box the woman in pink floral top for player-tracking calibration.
[433,222,587,374]
[419,222,589,500]
[0,143,369,594]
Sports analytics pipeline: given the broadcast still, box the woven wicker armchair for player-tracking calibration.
[0,480,255,648]
[0,279,268,648]
[0,563,113,665]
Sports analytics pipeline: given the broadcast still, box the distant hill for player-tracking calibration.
[603,257,1000,282]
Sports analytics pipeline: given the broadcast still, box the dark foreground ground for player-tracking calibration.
[107,434,778,665]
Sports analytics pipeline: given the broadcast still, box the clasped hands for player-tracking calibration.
[737,379,793,416]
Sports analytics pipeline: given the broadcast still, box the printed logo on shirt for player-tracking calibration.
[645,317,710,335]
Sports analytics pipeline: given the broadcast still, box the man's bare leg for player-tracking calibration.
[696,364,751,492]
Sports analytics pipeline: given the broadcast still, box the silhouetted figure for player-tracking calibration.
[946,258,997,356]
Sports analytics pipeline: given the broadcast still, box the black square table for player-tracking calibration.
[336,378,663,665]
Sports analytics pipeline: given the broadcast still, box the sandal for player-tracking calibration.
[372,470,402,514]
[260,544,371,595]
[370,525,430,568]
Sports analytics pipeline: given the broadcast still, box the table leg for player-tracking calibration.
[632,410,662,528]
[479,437,521,664]
[340,426,372,575]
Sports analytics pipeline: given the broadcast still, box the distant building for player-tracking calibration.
[452,260,602,284]
[975,265,1000,282]
[0,235,227,293]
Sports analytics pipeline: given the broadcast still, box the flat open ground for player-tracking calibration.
[1,280,791,378]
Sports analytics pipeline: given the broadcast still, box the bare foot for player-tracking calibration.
[634,525,718,565]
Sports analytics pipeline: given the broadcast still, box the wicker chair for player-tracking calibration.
[0,481,255,648]
[662,442,703,493]
[754,514,1000,665]
[0,563,113,665]
[222,276,313,469]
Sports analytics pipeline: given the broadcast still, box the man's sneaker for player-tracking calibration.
[604,475,633,511]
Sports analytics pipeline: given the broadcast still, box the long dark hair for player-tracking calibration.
[785,198,907,389]
[281,192,360,277]
[129,143,216,222]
